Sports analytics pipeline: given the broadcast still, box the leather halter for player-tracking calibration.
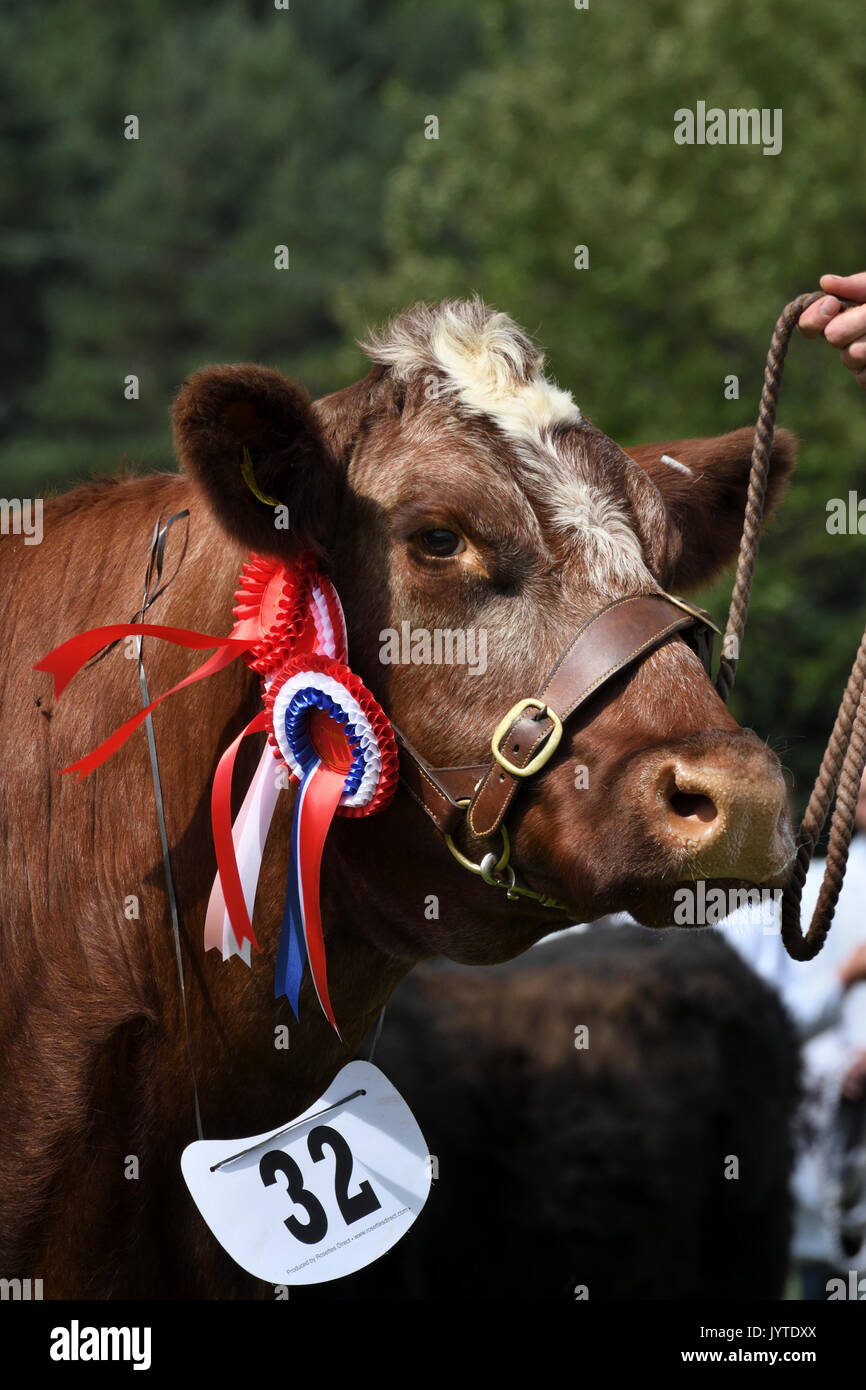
[391,592,720,908]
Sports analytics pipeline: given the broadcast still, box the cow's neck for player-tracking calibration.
[195,787,472,1138]
[156,483,547,1131]
[176,507,418,1128]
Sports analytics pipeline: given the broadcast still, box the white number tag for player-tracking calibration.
[180,1061,431,1285]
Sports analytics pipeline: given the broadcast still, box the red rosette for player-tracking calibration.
[263,652,399,819]
[232,551,318,676]
[316,574,348,663]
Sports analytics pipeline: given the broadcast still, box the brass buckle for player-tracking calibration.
[491,698,563,778]
[661,593,720,679]
[662,593,722,636]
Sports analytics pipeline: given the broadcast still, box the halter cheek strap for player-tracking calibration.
[391,592,719,902]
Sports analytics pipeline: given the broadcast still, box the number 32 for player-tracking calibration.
[259,1125,381,1246]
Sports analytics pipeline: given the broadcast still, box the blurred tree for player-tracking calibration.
[330,0,866,812]
[0,0,481,489]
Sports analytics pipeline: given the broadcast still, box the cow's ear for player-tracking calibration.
[621,455,683,586]
[623,426,796,590]
[172,363,345,558]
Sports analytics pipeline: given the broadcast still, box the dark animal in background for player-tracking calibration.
[321,925,801,1301]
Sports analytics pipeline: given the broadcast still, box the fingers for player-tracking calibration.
[841,340,866,369]
[799,294,841,338]
[799,273,866,388]
[841,1057,866,1102]
[819,271,866,301]
[840,941,866,989]
[824,301,866,348]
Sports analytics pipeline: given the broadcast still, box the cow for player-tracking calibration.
[313,924,801,1302]
[0,297,796,1297]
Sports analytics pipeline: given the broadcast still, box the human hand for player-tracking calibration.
[799,273,866,388]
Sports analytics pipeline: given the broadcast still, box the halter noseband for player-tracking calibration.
[392,592,720,911]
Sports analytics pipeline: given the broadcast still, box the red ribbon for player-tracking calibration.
[210,708,271,953]
[295,761,348,1037]
[35,620,260,778]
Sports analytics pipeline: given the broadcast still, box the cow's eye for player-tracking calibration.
[417,528,464,557]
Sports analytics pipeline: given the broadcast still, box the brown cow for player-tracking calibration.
[0,298,795,1298]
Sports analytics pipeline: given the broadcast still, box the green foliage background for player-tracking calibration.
[2,0,864,814]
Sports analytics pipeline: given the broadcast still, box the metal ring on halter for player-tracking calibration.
[481,848,569,910]
[444,802,568,911]
[444,800,511,876]
[479,851,517,893]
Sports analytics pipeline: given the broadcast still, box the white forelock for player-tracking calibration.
[362,298,651,585]
[362,297,582,446]
[517,466,652,586]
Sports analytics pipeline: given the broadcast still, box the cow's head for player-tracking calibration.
[173,299,795,956]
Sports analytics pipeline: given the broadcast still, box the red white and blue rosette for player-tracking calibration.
[263,654,398,1034]
[36,543,386,1039]
[266,654,397,815]
[204,562,352,969]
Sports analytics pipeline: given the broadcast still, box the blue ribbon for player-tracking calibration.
[281,684,366,794]
[274,758,315,1014]
[274,685,368,1014]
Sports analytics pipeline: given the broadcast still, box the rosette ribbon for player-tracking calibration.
[204,568,350,963]
[35,546,397,1035]
[264,654,398,1037]
[34,621,261,778]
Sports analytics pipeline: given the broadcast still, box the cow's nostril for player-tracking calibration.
[646,747,792,880]
[669,788,718,825]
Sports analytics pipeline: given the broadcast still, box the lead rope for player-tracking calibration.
[714,291,866,961]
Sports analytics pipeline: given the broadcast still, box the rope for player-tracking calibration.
[715,291,866,961]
